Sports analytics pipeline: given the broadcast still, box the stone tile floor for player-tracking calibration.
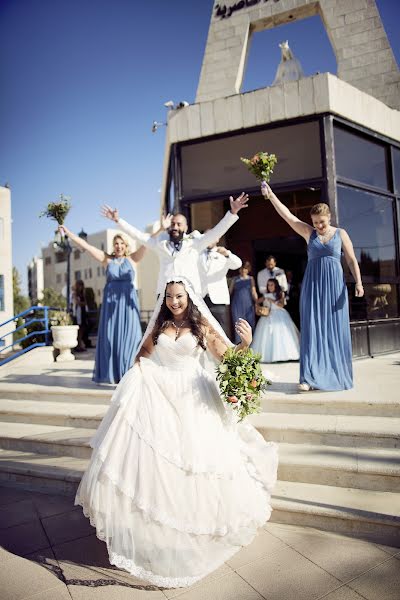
[1,485,399,600]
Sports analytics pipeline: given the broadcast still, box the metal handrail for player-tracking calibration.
[0,305,65,367]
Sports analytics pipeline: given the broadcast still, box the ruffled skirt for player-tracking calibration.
[75,357,278,588]
[252,307,300,363]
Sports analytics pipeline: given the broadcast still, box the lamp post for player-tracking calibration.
[65,236,72,313]
[53,231,72,313]
[78,228,88,243]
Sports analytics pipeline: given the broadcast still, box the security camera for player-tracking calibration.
[164,100,175,109]
[177,101,189,108]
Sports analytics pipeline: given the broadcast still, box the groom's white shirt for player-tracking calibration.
[117,211,239,295]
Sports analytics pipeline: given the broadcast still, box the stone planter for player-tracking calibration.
[51,325,79,362]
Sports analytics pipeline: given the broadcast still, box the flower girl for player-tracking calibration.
[252,278,300,362]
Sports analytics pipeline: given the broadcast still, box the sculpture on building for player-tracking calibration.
[272,40,304,85]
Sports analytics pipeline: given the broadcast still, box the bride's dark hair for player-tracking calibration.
[152,282,207,349]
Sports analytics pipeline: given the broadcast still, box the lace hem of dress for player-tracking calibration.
[74,500,243,589]
[81,456,270,536]
[109,552,203,589]
[95,414,237,480]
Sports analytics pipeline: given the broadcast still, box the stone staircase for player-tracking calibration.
[0,348,399,546]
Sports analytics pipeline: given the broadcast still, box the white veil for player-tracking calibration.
[135,275,234,361]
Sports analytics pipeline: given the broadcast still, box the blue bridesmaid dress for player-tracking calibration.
[93,258,142,384]
[300,229,353,391]
[231,277,255,343]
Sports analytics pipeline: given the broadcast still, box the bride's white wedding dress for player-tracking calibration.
[75,331,278,588]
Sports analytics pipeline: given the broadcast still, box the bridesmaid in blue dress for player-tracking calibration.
[229,261,258,343]
[260,182,364,391]
[59,226,147,384]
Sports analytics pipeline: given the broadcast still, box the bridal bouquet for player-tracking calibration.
[216,347,271,421]
[240,151,277,182]
[40,194,71,225]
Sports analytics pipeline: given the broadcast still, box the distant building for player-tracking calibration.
[159,0,400,357]
[0,186,14,353]
[27,257,44,303]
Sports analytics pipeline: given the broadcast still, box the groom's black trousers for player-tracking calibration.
[204,295,231,339]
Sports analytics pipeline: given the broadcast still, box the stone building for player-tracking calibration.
[27,257,44,304]
[159,0,400,357]
[0,186,14,353]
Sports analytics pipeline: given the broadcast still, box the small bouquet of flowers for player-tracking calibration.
[40,194,71,225]
[216,347,271,421]
[240,151,278,182]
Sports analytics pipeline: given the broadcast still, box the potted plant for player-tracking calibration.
[50,311,79,362]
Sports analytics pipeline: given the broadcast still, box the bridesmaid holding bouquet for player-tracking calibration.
[260,182,364,391]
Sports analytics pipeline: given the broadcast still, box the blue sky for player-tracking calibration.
[0,0,399,294]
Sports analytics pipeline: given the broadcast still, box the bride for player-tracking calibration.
[75,276,278,589]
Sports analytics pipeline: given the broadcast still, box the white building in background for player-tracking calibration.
[0,185,14,353]
[27,256,44,303]
[41,225,160,315]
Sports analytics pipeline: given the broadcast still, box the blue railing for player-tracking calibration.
[0,306,62,367]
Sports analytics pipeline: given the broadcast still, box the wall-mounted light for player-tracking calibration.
[152,120,167,133]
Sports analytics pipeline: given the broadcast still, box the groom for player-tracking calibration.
[102,193,249,296]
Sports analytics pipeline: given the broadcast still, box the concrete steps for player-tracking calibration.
[271,480,400,547]
[0,422,94,458]
[251,412,400,448]
[263,394,400,417]
[0,449,86,495]
[0,383,112,405]
[0,399,107,428]
[278,443,400,492]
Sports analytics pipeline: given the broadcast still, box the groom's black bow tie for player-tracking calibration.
[171,241,182,253]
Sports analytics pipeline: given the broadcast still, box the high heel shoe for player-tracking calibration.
[298,382,311,392]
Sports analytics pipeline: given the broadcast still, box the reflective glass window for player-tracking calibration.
[348,283,398,321]
[181,121,322,198]
[334,126,388,190]
[337,185,398,320]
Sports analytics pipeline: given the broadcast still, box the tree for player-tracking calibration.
[13,267,29,315]
[41,287,66,309]
[12,268,30,342]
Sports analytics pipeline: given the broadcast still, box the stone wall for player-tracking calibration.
[171,73,400,144]
[196,0,400,110]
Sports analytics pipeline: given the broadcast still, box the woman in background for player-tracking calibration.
[71,279,90,351]
[230,261,258,343]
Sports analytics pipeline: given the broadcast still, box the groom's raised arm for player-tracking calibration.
[101,205,158,249]
[193,192,249,253]
[117,218,158,249]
